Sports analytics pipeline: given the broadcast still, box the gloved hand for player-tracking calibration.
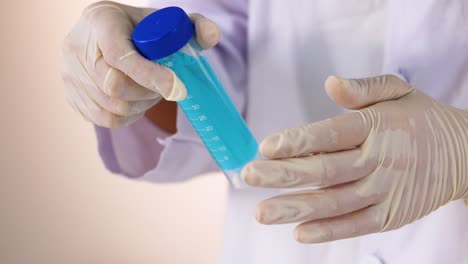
[242,75,468,243]
[61,1,220,128]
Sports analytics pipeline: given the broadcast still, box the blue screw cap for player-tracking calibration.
[132,6,195,60]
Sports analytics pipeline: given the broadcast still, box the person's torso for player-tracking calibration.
[225,1,468,264]
[142,0,468,263]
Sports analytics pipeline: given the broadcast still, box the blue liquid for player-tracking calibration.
[157,51,258,171]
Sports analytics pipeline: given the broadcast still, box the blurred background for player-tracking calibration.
[0,1,227,263]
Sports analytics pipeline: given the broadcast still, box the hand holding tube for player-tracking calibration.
[61,1,220,128]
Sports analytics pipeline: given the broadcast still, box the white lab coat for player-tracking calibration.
[102,0,468,263]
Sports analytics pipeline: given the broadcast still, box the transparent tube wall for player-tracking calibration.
[156,39,258,188]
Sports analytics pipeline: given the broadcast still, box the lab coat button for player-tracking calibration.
[360,254,384,264]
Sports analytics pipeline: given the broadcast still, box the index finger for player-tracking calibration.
[260,112,371,159]
[91,7,178,99]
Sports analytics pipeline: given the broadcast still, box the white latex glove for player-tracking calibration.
[62,1,220,128]
[241,75,468,243]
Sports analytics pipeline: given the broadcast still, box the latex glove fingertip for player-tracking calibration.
[163,71,187,101]
[259,134,283,158]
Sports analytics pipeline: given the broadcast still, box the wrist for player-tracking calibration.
[463,108,468,203]
[449,107,468,202]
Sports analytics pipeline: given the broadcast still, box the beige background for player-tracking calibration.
[0,1,227,263]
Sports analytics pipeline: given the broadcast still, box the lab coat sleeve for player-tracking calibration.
[95,0,248,182]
